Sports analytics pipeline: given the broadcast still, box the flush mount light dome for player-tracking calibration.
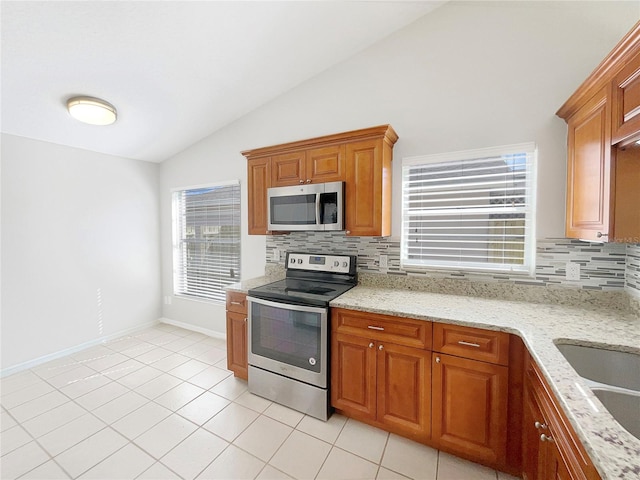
[67,96,117,125]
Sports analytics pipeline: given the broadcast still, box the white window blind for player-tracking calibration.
[401,143,536,274]
[172,181,240,302]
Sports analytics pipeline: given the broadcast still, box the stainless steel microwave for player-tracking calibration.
[267,181,344,232]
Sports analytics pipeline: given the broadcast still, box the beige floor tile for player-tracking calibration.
[7,390,69,423]
[233,415,293,462]
[135,373,183,399]
[160,428,228,480]
[93,390,149,424]
[134,413,197,458]
[54,428,128,478]
[1,370,44,396]
[20,459,71,479]
[111,401,172,440]
[168,359,210,380]
[83,352,129,372]
[79,442,155,479]
[255,465,294,479]
[59,373,112,399]
[137,461,181,479]
[1,379,54,409]
[296,412,347,444]
[178,341,214,358]
[335,418,389,463]
[102,358,145,380]
[381,434,438,480]
[197,444,265,480]
[1,424,32,455]
[317,446,379,480]
[151,353,190,373]
[22,401,86,438]
[497,472,520,480]
[75,381,129,411]
[0,408,18,432]
[376,467,411,479]
[234,391,273,413]
[0,441,50,479]
[177,391,230,425]
[38,413,106,456]
[154,382,204,411]
[117,365,163,389]
[210,375,247,400]
[187,365,231,390]
[195,347,227,365]
[436,452,497,480]
[269,430,332,480]
[203,403,259,442]
[136,346,173,365]
[262,402,304,427]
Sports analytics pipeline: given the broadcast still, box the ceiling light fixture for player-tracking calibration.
[66,96,117,125]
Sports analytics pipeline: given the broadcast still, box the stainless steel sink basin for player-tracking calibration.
[555,343,640,391]
[592,389,640,440]
[555,342,640,440]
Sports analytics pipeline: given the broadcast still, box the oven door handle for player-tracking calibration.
[246,296,329,315]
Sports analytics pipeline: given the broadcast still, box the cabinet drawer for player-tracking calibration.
[332,308,431,350]
[226,291,248,314]
[433,323,509,366]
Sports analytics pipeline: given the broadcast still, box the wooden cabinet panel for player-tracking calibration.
[333,308,431,350]
[565,87,612,241]
[345,139,389,236]
[613,49,640,145]
[377,342,431,442]
[226,310,248,380]
[307,145,345,183]
[226,290,248,314]
[432,353,508,465]
[612,145,640,243]
[247,158,271,235]
[271,151,306,187]
[433,323,510,366]
[331,332,377,419]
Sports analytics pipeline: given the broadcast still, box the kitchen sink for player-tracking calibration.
[555,342,640,440]
[555,343,640,391]
[592,389,640,440]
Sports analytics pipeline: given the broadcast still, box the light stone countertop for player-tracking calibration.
[225,276,640,479]
[331,286,640,480]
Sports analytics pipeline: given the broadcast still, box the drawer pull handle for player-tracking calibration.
[231,301,244,306]
[540,434,554,443]
[458,340,481,348]
[534,421,547,430]
[378,345,384,351]
[368,326,385,331]
[435,356,441,364]
[368,342,374,349]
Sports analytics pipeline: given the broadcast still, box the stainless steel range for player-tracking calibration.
[247,252,357,421]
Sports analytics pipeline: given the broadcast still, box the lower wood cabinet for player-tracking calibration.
[522,353,600,480]
[331,309,432,442]
[431,352,509,466]
[226,291,248,380]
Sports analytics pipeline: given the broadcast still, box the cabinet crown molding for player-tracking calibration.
[557,20,640,120]
[241,124,398,159]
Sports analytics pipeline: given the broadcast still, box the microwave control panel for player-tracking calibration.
[286,252,354,274]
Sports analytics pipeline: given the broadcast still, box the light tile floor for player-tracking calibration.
[1,324,520,480]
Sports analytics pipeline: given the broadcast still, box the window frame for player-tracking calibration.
[171,180,241,303]
[401,142,537,276]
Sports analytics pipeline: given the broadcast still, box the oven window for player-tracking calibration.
[319,192,338,225]
[250,303,322,373]
[270,194,316,225]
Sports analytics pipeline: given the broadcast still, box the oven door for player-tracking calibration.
[247,296,328,388]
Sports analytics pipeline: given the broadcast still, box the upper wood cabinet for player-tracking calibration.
[557,21,640,243]
[241,125,398,236]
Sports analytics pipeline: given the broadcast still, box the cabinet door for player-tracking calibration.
[377,342,431,442]
[306,145,345,183]
[272,151,306,187]
[565,86,612,241]
[331,332,377,420]
[247,158,271,235]
[432,353,508,465]
[612,49,640,145]
[523,377,546,480]
[226,311,248,380]
[345,139,391,236]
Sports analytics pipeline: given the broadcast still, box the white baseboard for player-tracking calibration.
[0,320,160,378]
[159,317,226,340]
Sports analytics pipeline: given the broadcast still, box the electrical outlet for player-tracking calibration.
[566,262,581,281]
[379,254,388,269]
[273,249,281,261]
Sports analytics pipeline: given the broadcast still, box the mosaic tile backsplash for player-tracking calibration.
[266,233,639,295]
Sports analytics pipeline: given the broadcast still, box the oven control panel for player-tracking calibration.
[286,252,354,274]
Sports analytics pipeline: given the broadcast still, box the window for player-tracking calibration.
[172,181,240,302]
[401,143,536,275]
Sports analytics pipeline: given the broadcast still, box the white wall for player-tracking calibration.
[159,1,639,333]
[1,134,161,371]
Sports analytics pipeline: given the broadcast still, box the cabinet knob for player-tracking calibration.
[244,318,247,323]
[378,344,384,351]
[596,232,608,238]
[534,421,547,430]
[306,179,312,184]
[299,180,305,184]
[368,342,374,349]
[540,434,554,443]
[435,356,441,363]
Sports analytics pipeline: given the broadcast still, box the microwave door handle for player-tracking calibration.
[315,193,322,225]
